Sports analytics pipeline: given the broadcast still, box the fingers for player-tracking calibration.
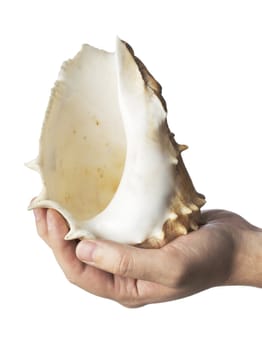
[44,209,85,280]
[34,208,84,281]
[76,239,184,288]
[33,208,49,245]
[33,208,187,303]
[34,208,116,299]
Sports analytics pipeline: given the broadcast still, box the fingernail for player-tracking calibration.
[77,241,98,263]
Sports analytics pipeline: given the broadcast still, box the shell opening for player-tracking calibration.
[40,47,127,221]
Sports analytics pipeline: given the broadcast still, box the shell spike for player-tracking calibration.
[178,144,188,153]
[25,158,40,172]
[65,229,95,241]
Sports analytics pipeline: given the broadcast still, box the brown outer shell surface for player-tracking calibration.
[124,42,206,248]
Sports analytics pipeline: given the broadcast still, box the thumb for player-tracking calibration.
[76,239,176,286]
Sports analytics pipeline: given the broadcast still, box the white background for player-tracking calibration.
[1,0,262,349]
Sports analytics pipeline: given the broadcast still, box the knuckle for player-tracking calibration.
[116,291,145,308]
[120,300,144,309]
[117,253,134,277]
[112,275,145,308]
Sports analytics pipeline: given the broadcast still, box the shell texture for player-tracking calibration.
[28,38,205,248]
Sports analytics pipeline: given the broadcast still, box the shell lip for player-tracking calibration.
[25,158,40,172]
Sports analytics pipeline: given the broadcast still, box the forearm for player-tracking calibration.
[227,224,262,288]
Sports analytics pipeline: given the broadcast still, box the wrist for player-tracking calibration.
[226,225,262,287]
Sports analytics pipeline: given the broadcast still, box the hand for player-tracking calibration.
[33,208,262,307]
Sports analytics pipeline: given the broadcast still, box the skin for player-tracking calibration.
[33,208,262,307]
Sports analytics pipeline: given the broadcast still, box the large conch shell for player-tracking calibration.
[28,38,205,248]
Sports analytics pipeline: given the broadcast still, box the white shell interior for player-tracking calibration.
[40,44,126,222]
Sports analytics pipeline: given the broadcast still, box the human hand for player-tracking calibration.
[33,208,262,307]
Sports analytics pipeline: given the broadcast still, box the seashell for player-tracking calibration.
[28,38,205,248]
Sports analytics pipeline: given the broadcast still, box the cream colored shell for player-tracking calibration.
[28,38,205,248]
